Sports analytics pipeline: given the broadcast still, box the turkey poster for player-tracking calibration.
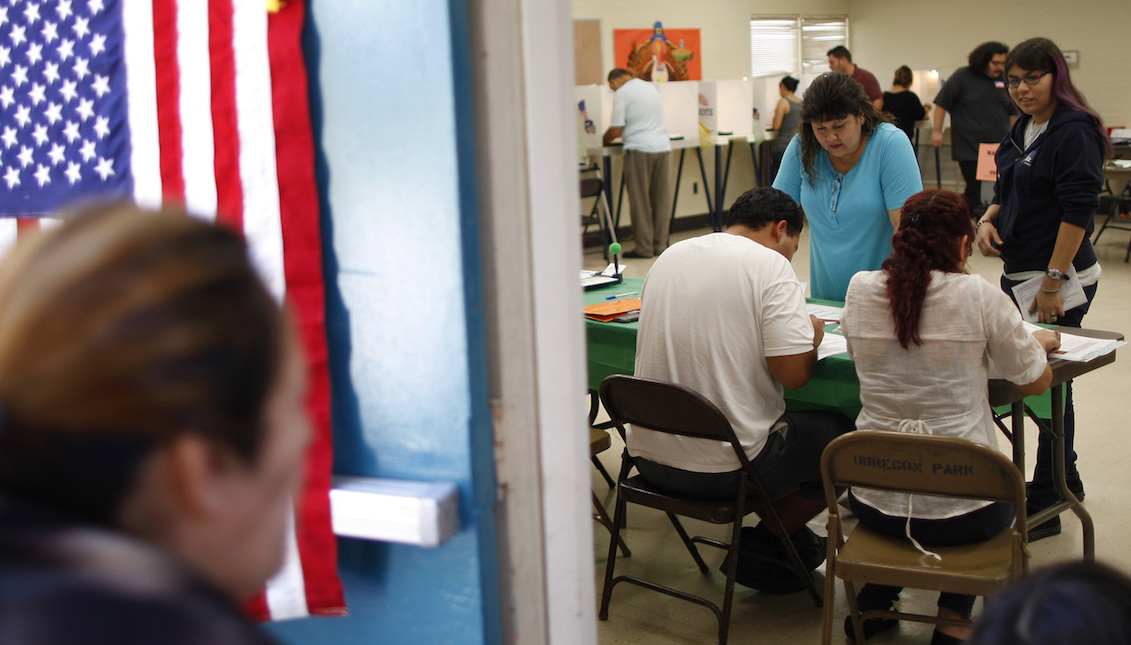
[613,23,701,82]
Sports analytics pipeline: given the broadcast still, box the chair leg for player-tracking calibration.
[599,486,629,620]
[667,512,710,574]
[592,491,630,557]
[592,456,616,489]
[821,529,839,645]
[715,518,744,645]
[758,495,824,607]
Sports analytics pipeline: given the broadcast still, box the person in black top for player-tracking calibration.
[932,41,1015,215]
[974,37,1109,543]
[883,65,927,143]
[0,204,310,644]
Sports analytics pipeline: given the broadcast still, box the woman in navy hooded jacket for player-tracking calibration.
[974,37,1109,542]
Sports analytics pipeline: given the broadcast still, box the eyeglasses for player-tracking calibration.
[1006,71,1048,89]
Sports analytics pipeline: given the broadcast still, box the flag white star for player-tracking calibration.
[31,124,47,146]
[91,73,109,97]
[88,0,104,14]
[64,161,80,184]
[43,102,61,124]
[75,97,93,120]
[57,38,74,62]
[59,79,77,102]
[22,2,40,25]
[0,86,12,108]
[0,45,9,68]
[73,16,90,39]
[62,120,79,142]
[17,146,33,168]
[25,41,42,65]
[0,7,7,28]
[42,61,58,84]
[0,128,16,148]
[56,0,72,21]
[72,56,89,80]
[94,156,114,180]
[33,163,49,186]
[89,32,105,56]
[47,143,64,165]
[41,20,57,44]
[13,104,30,127]
[27,82,44,105]
[11,64,27,86]
[4,166,20,189]
[79,139,95,161]
[93,115,108,138]
[9,24,25,47]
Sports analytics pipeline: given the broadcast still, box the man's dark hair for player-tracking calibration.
[967,41,1008,73]
[827,46,852,63]
[726,187,804,236]
[607,68,632,83]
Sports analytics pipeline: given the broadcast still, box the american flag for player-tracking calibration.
[0,0,346,621]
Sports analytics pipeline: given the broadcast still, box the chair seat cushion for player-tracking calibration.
[835,523,1021,597]
[589,428,612,455]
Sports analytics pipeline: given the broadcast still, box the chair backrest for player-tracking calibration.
[820,430,1025,508]
[599,375,753,469]
[580,177,604,199]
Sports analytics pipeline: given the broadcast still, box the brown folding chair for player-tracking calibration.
[598,375,822,645]
[591,426,630,557]
[820,431,1029,645]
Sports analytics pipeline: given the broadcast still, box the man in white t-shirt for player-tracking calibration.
[632,186,853,591]
[603,68,672,258]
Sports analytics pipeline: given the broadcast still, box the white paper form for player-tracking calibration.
[1010,267,1086,324]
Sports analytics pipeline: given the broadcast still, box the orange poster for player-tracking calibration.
[613,23,701,82]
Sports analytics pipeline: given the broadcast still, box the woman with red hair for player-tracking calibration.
[839,190,1060,644]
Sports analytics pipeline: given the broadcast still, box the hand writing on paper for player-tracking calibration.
[1032,329,1061,354]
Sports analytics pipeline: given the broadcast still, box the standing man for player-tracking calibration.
[631,187,854,592]
[827,46,883,110]
[603,68,672,258]
[931,41,1014,216]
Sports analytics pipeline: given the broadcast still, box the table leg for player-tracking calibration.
[669,149,686,240]
[695,148,714,226]
[1010,402,1025,472]
[749,141,762,187]
[713,144,723,232]
[720,141,734,213]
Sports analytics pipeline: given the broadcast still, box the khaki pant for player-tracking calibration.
[624,150,672,257]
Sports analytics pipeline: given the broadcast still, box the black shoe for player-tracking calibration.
[844,612,898,641]
[930,630,965,645]
[1027,479,1084,503]
[721,525,826,593]
[621,249,652,259]
[1027,515,1062,542]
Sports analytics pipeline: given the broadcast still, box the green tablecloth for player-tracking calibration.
[584,280,863,420]
[584,281,1052,420]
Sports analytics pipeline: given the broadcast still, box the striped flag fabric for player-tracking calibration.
[0,0,346,621]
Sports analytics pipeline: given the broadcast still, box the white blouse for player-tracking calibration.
[841,270,1048,519]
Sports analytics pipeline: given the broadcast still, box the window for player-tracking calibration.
[750,16,848,78]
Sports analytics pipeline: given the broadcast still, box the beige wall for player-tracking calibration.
[849,0,1129,128]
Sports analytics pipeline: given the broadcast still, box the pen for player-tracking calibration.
[606,291,638,300]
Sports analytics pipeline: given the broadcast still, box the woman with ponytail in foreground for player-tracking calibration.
[838,190,1060,645]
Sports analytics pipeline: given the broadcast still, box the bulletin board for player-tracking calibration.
[574,20,603,86]
[613,24,701,82]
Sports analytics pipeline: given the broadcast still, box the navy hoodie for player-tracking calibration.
[992,104,1106,274]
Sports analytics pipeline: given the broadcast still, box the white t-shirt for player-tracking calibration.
[609,78,672,154]
[841,270,1048,519]
[630,233,814,472]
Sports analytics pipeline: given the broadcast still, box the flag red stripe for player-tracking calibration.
[267,0,346,616]
[152,0,186,204]
[15,218,39,240]
[208,0,244,229]
[244,589,270,622]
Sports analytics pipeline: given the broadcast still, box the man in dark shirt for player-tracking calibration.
[827,46,883,110]
[932,41,1015,216]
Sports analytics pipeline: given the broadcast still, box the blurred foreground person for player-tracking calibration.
[0,204,308,644]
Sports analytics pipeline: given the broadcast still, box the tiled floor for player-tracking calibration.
[583,206,1131,644]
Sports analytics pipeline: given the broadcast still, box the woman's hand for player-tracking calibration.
[1032,329,1062,353]
[1029,289,1065,325]
[976,219,1002,257]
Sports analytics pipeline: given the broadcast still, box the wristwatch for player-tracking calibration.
[1045,267,1070,281]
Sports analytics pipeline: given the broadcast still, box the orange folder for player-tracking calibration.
[583,298,642,322]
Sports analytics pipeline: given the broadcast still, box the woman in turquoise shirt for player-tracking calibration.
[773,72,923,301]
